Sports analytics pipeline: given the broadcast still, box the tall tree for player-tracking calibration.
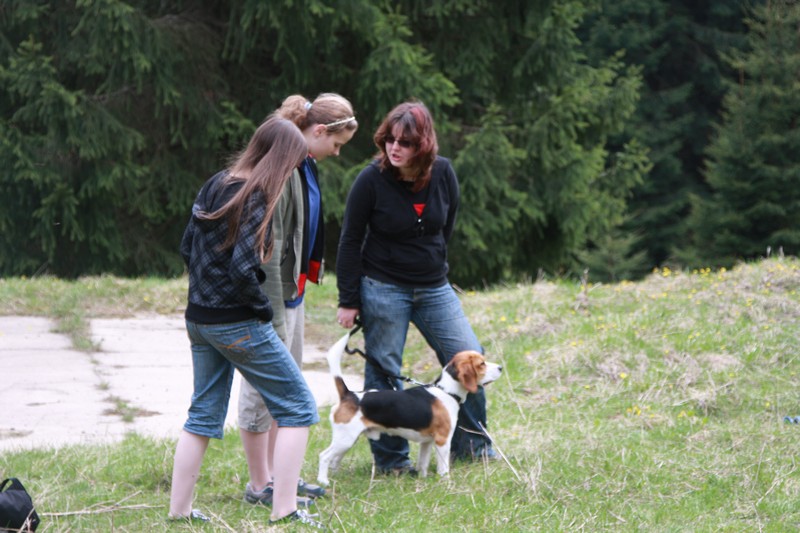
[580,0,753,268]
[1,0,648,286]
[396,1,649,284]
[687,0,800,265]
[0,1,254,277]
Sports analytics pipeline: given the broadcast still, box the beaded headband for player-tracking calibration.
[325,116,356,128]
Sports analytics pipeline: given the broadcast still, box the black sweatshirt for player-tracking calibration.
[180,171,273,324]
[336,156,460,308]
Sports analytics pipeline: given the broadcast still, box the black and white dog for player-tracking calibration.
[317,333,502,485]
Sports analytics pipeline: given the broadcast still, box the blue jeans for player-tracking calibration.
[184,319,318,439]
[360,276,492,470]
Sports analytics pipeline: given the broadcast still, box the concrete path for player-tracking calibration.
[0,316,362,453]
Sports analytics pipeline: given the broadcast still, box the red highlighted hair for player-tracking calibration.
[373,101,438,192]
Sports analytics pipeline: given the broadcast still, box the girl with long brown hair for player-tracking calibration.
[169,116,323,528]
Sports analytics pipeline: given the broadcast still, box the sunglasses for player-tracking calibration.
[385,136,415,149]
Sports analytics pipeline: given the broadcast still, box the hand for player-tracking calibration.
[337,307,359,329]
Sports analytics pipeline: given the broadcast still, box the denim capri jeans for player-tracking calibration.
[183,319,319,439]
[238,303,305,433]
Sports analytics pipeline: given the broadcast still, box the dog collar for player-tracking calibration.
[433,381,467,404]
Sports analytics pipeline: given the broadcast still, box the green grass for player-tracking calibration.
[1,258,799,531]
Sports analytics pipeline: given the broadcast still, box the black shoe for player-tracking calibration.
[268,509,325,529]
[480,447,498,460]
[452,446,498,463]
[377,465,418,477]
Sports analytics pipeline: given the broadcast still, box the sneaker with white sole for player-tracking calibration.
[244,482,315,507]
[297,478,326,498]
[167,508,210,522]
[268,509,325,529]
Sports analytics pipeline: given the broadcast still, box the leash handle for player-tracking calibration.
[343,317,363,357]
[346,317,362,340]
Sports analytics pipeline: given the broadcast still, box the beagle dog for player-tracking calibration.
[317,333,502,485]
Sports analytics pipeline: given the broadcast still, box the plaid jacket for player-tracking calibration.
[180,171,274,324]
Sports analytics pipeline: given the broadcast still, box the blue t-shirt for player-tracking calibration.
[305,159,321,258]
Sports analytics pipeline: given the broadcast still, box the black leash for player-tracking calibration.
[344,320,426,388]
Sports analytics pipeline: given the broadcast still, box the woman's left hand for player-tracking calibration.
[337,307,359,329]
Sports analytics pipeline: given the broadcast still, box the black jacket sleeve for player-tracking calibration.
[336,165,376,308]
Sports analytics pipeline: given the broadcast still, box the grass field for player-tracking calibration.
[1,257,799,531]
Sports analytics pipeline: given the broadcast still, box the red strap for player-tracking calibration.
[307,259,322,285]
[297,273,308,297]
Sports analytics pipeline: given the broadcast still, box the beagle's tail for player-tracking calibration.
[326,332,351,397]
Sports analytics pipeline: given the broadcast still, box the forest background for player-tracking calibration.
[2,0,799,286]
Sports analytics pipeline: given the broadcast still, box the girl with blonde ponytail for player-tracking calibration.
[237,93,357,515]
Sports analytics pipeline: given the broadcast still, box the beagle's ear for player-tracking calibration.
[456,353,479,393]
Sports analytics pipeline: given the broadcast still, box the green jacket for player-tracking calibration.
[261,166,324,340]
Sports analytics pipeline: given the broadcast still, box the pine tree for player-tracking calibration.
[576,221,650,282]
[580,0,753,268]
[1,0,650,285]
[0,1,254,277]
[399,1,649,284]
[448,106,528,284]
[688,0,800,266]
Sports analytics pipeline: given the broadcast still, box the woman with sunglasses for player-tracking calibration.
[335,101,495,475]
